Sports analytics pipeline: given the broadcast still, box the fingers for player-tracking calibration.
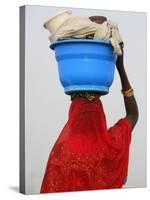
[119,42,124,49]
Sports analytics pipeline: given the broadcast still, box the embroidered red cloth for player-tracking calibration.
[40,96,131,193]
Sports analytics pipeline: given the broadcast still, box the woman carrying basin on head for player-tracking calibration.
[40,16,138,193]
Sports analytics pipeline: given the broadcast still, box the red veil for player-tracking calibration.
[40,95,131,193]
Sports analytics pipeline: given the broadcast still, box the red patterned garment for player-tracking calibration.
[40,95,132,193]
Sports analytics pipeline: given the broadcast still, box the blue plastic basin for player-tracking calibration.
[50,39,117,94]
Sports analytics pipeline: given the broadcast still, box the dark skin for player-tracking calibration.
[116,42,139,131]
[89,16,139,131]
[89,16,107,24]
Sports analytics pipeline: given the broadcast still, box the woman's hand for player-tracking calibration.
[116,42,124,72]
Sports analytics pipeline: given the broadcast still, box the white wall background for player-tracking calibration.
[24,5,147,194]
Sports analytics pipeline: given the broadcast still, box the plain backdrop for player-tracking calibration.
[0,0,149,200]
[24,5,147,194]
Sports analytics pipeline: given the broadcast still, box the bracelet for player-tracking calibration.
[121,88,134,97]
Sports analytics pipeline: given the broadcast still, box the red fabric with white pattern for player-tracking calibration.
[40,96,131,193]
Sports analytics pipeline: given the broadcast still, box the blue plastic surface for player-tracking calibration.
[50,39,117,94]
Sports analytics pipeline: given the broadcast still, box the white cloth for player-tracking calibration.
[49,16,123,55]
[50,16,98,41]
[94,20,123,55]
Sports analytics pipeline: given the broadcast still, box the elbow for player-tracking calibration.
[134,107,139,124]
[133,112,139,125]
[126,110,139,130]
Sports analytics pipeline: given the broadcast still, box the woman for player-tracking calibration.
[40,16,139,193]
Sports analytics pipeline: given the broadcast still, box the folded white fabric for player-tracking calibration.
[50,16,98,41]
[94,20,123,55]
[45,12,123,55]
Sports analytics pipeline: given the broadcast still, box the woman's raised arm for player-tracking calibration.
[116,42,139,131]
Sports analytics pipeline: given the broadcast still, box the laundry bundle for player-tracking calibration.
[43,9,123,55]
